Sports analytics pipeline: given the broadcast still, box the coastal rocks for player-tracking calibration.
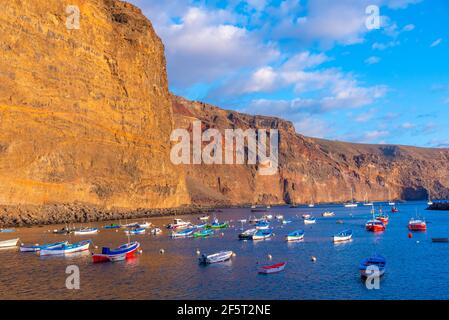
[427,203,449,211]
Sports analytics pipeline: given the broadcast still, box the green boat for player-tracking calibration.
[193,229,214,238]
[206,222,229,229]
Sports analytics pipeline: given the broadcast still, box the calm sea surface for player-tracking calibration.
[1,201,448,300]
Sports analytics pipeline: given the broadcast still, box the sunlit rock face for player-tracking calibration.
[0,0,190,209]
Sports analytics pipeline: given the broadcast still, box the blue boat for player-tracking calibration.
[252,229,273,240]
[92,241,140,263]
[0,228,16,233]
[286,230,304,242]
[20,241,68,252]
[39,240,92,256]
[171,228,194,238]
[255,221,270,230]
[193,223,207,229]
[124,227,146,235]
[333,229,353,242]
[359,254,386,278]
[103,223,121,229]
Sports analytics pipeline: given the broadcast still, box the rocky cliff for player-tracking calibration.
[0,0,190,210]
[172,95,449,205]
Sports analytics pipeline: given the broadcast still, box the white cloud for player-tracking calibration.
[402,24,415,32]
[400,122,416,129]
[372,41,400,50]
[354,108,377,122]
[294,117,334,138]
[365,56,381,65]
[364,130,390,140]
[431,38,443,47]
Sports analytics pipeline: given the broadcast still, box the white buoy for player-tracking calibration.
[311,256,317,262]
[138,249,143,254]
[94,245,98,249]
[160,249,165,254]
[196,249,200,255]
[221,232,224,236]
[416,240,420,244]
[115,230,118,233]
[268,254,272,260]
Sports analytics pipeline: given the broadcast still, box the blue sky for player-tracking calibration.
[129,0,448,147]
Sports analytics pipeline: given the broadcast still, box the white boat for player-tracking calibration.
[171,228,194,238]
[20,241,68,252]
[239,228,257,240]
[282,220,292,224]
[262,214,273,220]
[388,202,395,206]
[39,240,91,256]
[363,202,374,206]
[238,219,247,224]
[304,217,316,224]
[322,211,335,217]
[333,229,353,243]
[137,222,151,229]
[199,250,233,264]
[74,228,98,235]
[344,188,357,207]
[167,218,191,230]
[302,214,311,219]
[308,203,315,208]
[252,229,273,240]
[275,215,284,220]
[198,215,210,221]
[286,230,304,242]
[0,238,19,248]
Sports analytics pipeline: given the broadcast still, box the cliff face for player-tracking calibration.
[0,0,190,209]
[172,95,449,205]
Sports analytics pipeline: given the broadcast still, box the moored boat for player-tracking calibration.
[239,228,257,240]
[322,211,335,217]
[275,215,284,220]
[74,227,99,235]
[39,240,91,256]
[282,220,292,225]
[359,254,386,278]
[258,262,286,274]
[198,215,210,221]
[255,221,270,230]
[333,229,353,243]
[252,229,273,241]
[304,217,316,224]
[124,227,146,235]
[193,229,214,238]
[365,220,385,232]
[167,219,191,230]
[199,250,233,264]
[391,206,399,213]
[193,223,207,229]
[171,228,194,238]
[92,241,140,263]
[206,221,229,229]
[137,222,151,229]
[408,218,426,231]
[20,241,68,253]
[150,227,162,235]
[286,230,304,242]
[375,215,389,225]
[104,223,121,229]
[0,228,16,233]
[0,238,19,248]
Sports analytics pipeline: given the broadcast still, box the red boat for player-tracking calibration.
[365,220,386,232]
[408,219,426,231]
[391,207,399,213]
[376,215,389,225]
[258,262,287,274]
[92,241,140,263]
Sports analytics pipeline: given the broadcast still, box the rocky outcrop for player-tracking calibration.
[0,0,190,210]
[172,95,449,205]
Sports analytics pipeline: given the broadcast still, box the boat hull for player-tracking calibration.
[92,242,140,263]
[39,241,91,256]
[0,238,19,248]
[258,262,287,274]
[199,251,233,264]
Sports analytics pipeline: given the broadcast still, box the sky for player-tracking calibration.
[129,0,449,148]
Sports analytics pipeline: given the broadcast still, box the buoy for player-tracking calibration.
[115,230,118,233]
[416,240,420,244]
[221,232,224,236]
[267,254,272,260]
[408,232,413,238]
[159,249,165,254]
[138,249,143,254]
[94,245,98,249]
[196,249,200,255]
[232,252,236,257]
[311,256,317,262]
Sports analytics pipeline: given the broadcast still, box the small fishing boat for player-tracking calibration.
[122,222,139,228]
[0,228,16,233]
[104,223,121,229]
[286,230,304,242]
[198,215,210,221]
[92,241,140,263]
[322,211,335,217]
[388,201,395,206]
[252,229,273,241]
[333,229,353,243]
[363,202,374,206]
[199,250,233,264]
[167,219,191,230]
[304,217,316,225]
[239,228,257,240]
[193,229,214,238]
[193,223,207,229]
[308,203,315,208]
[282,220,292,225]
[20,241,68,253]
[258,262,287,274]
[344,203,358,208]
[137,222,151,229]
[408,218,426,231]
[207,221,229,229]
[39,240,91,256]
[302,214,311,219]
[74,227,99,235]
[359,254,386,278]
[375,215,389,225]
[262,214,273,220]
[124,227,146,235]
[150,227,162,235]
[255,221,270,230]
[238,219,247,224]
[336,220,344,224]
[365,220,385,232]
[275,215,284,220]
[53,227,74,235]
[391,206,399,213]
[249,216,262,224]
[0,238,19,248]
[171,228,194,238]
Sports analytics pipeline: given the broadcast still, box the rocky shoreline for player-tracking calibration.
[0,203,232,228]
[427,202,449,211]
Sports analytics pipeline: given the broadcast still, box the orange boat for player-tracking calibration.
[365,220,386,232]
[408,219,426,231]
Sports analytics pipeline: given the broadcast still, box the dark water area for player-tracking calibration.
[1,201,448,300]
